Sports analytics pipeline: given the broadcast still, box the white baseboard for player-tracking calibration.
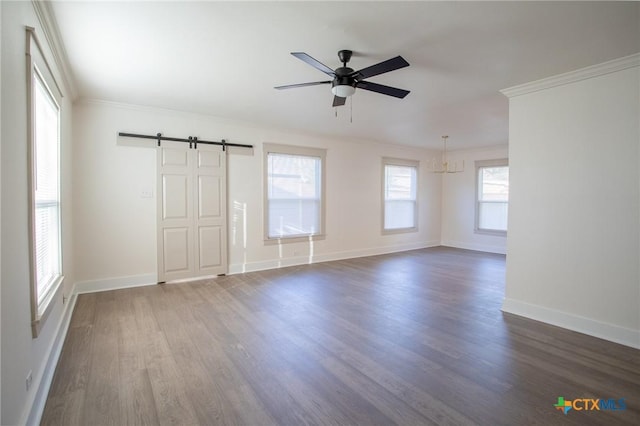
[24,293,78,426]
[73,273,157,294]
[229,240,441,275]
[441,240,506,255]
[502,298,640,349]
[72,243,441,291]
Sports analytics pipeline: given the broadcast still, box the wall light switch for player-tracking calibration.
[140,187,153,198]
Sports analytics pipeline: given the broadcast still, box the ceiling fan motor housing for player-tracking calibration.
[333,62,356,97]
[337,49,353,65]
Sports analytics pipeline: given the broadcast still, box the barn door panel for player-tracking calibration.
[157,142,227,283]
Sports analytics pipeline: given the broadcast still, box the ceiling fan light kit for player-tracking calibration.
[275,49,410,107]
[331,81,356,98]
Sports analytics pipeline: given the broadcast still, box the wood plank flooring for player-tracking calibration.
[41,247,640,425]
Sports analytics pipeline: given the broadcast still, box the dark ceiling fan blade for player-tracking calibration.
[291,52,336,77]
[356,81,410,98]
[332,96,346,107]
[351,56,409,80]
[274,81,332,90]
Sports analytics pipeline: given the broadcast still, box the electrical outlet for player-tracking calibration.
[26,370,33,391]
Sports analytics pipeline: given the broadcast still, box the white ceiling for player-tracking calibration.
[50,1,639,149]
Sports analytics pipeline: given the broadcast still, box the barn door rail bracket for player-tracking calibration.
[119,131,253,151]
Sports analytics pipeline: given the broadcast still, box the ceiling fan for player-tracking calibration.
[275,50,410,107]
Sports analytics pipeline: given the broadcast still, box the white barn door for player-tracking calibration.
[157,142,227,283]
[193,144,227,277]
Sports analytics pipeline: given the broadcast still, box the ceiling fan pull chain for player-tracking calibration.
[350,96,353,123]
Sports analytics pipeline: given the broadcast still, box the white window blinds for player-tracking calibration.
[266,149,324,239]
[33,71,62,305]
[477,163,509,233]
[383,160,418,232]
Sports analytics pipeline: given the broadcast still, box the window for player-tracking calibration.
[475,159,509,235]
[383,158,418,233]
[27,27,64,337]
[264,144,326,242]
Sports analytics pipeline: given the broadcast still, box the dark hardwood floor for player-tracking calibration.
[41,247,639,425]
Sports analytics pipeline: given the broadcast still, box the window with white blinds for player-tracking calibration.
[33,71,62,305]
[264,144,326,242]
[27,27,64,337]
[383,158,419,233]
[475,159,509,235]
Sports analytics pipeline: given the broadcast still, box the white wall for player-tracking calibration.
[0,1,3,421]
[503,58,640,348]
[1,1,75,424]
[440,145,508,254]
[73,100,442,287]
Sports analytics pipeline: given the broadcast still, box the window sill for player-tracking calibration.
[475,229,507,237]
[382,227,418,235]
[32,275,64,338]
[264,234,326,245]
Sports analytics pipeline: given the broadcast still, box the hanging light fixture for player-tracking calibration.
[430,135,464,173]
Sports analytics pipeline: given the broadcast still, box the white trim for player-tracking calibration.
[31,0,78,99]
[62,243,443,293]
[73,273,157,294]
[475,159,509,236]
[475,158,509,168]
[27,27,64,338]
[502,298,640,349]
[22,294,77,426]
[229,240,440,274]
[382,157,420,168]
[440,240,506,255]
[500,53,640,98]
[382,157,419,235]
[263,143,327,242]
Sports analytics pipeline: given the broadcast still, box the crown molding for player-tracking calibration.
[31,0,78,99]
[501,53,640,98]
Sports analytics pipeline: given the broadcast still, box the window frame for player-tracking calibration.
[474,158,509,236]
[263,143,327,244]
[27,27,65,337]
[382,157,419,235]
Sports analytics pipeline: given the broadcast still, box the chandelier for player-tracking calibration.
[430,135,464,173]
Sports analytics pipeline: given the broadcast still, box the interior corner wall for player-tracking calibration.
[440,145,508,254]
[72,100,442,286]
[1,1,75,424]
[503,65,640,348]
